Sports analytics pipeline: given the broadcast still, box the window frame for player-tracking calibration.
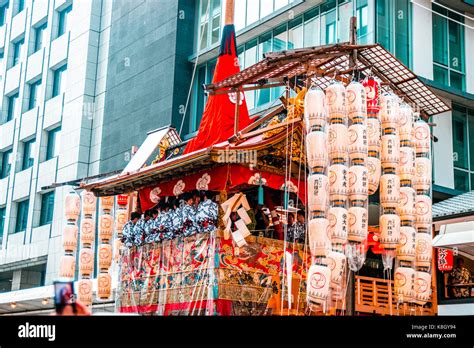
[46,126,61,161]
[0,149,13,179]
[27,80,41,110]
[39,191,55,226]
[21,138,35,171]
[6,93,18,122]
[57,5,72,38]
[51,64,67,98]
[15,199,29,233]
[451,104,474,192]
[12,37,24,66]
[33,22,47,53]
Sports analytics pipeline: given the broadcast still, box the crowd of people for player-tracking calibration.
[121,190,218,247]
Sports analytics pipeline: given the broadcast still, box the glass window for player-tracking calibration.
[454,169,469,192]
[15,200,29,233]
[52,64,67,98]
[33,22,47,53]
[12,38,23,66]
[22,138,35,170]
[288,17,303,49]
[16,0,24,14]
[470,109,474,170]
[246,0,259,26]
[39,191,54,226]
[7,93,18,122]
[0,2,9,26]
[0,207,5,247]
[193,65,206,132]
[274,0,288,11]
[46,126,61,160]
[57,5,72,38]
[304,8,320,47]
[452,104,474,191]
[260,0,274,18]
[1,150,13,179]
[357,0,369,43]
[234,0,246,31]
[323,9,336,44]
[28,80,41,110]
[244,39,257,109]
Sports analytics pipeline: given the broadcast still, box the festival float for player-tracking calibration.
[66,2,450,316]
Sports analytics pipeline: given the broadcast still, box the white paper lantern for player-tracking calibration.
[381,134,400,169]
[379,93,399,129]
[65,191,80,221]
[308,218,330,257]
[59,254,76,279]
[97,273,112,300]
[99,214,114,242]
[304,86,326,131]
[415,233,432,268]
[397,226,416,262]
[367,156,381,195]
[348,165,368,203]
[63,223,78,253]
[327,251,347,289]
[413,157,431,192]
[328,207,348,244]
[306,131,328,171]
[328,124,348,161]
[380,174,400,210]
[100,196,114,213]
[329,164,348,203]
[345,81,366,124]
[394,267,415,303]
[415,194,432,225]
[326,82,346,122]
[80,217,95,247]
[399,104,413,142]
[379,214,400,249]
[414,120,431,154]
[307,264,331,306]
[115,209,128,235]
[398,186,416,221]
[348,206,368,242]
[308,174,329,212]
[79,248,94,277]
[399,147,415,184]
[78,279,93,306]
[414,271,431,305]
[81,191,97,217]
[98,243,113,270]
[348,124,368,162]
[367,118,381,150]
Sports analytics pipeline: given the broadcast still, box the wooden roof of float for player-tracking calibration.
[206,43,450,119]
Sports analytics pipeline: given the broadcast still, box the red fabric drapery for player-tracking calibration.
[138,164,307,211]
[184,24,252,154]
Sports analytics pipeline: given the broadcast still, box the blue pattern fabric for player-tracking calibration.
[195,199,218,233]
[181,204,198,237]
[121,221,136,248]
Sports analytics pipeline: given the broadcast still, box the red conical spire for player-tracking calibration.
[184,0,252,154]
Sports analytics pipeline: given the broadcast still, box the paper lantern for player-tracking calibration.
[415,194,432,225]
[307,264,331,306]
[306,131,328,172]
[81,191,97,217]
[99,214,114,242]
[415,233,432,268]
[100,196,114,213]
[397,226,416,261]
[79,248,94,277]
[328,207,348,244]
[65,191,80,221]
[379,214,400,249]
[308,218,330,257]
[394,267,415,303]
[379,93,399,130]
[437,248,454,272]
[362,77,380,115]
[325,82,346,122]
[329,164,348,203]
[381,134,400,169]
[304,86,326,131]
[367,156,381,195]
[348,124,368,162]
[117,195,128,206]
[367,118,381,150]
[114,238,123,263]
[348,206,368,242]
[399,147,415,184]
[97,273,112,300]
[414,120,430,154]
[59,254,76,279]
[308,174,329,212]
[399,104,413,142]
[63,223,78,253]
[78,279,93,306]
[80,217,95,247]
[414,271,431,305]
[328,124,348,161]
[398,186,416,221]
[345,81,366,124]
[98,243,113,270]
[380,174,400,210]
[115,209,128,234]
[413,157,431,192]
[348,165,368,203]
[327,251,347,289]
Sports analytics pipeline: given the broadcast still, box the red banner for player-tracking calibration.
[437,248,454,272]
[138,164,307,211]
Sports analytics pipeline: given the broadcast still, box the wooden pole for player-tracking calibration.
[224,0,234,25]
